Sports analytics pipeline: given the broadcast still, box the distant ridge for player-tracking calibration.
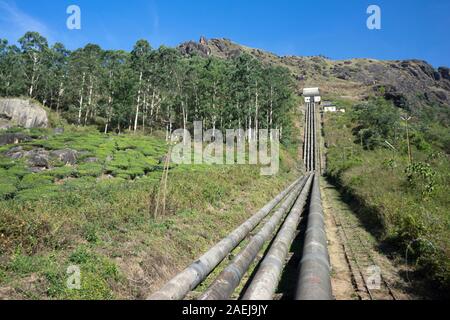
[178,37,450,111]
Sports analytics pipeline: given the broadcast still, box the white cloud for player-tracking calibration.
[0,0,52,41]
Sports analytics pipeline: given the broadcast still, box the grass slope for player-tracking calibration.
[0,127,300,299]
[322,98,450,293]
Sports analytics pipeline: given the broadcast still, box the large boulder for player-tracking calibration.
[50,149,78,165]
[0,98,48,129]
[26,149,50,168]
[5,146,24,159]
[0,133,31,146]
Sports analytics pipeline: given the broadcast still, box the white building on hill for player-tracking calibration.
[303,87,321,104]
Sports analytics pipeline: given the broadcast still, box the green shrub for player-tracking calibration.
[77,163,104,177]
[62,176,96,190]
[0,158,15,170]
[352,98,400,149]
[19,174,54,190]
[0,169,20,185]
[115,173,131,180]
[47,166,77,179]
[0,184,17,199]
[15,185,60,202]
[405,162,437,197]
[7,253,49,275]
[7,165,29,179]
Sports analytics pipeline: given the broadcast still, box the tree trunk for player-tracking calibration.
[77,72,86,126]
[29,53,38,98]
[142,91,147,133]
[105,71,114,134]
[149,90,156,130]
[269,86,274,140]
[212,81,217,137]
[84,75,94,125]
[105,94,113,134]
[248,116,252,142]
[56,80,64,114]
[182,95,189,145]
[134,71,143,133]
[255,80,259,142]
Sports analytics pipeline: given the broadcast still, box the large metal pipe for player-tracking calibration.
[303,103,309,165]
[311,102,316,171]
[242,174,314,300]
[304,102,311,171]
[295,174,332,300]
[148,177,302,300]
[308,102,313,171]
[309,102,312,171]
[199,176,309,300]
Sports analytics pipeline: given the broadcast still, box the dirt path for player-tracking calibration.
[321,179,356,300]
[321,177,421,300]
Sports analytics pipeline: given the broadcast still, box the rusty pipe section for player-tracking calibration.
[242,174,314,300]
[295,174,332,300]
[199,176,309,300]
[148,177,302,300]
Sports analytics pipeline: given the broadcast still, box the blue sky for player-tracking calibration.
[0,0,449,67]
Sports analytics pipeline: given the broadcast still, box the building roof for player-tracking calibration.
[303,87,320,97]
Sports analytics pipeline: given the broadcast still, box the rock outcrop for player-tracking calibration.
[3,146,78,172]
[178,37,243,59]
[0,98,48,129]
[0,133,31,146]
[50,149,78,165]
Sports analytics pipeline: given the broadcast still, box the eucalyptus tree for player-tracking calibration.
[201,57,229,135]
[0,39,8,95]
[229,54,258,140]
[68,44,103,125]
[131,39,152,133]
[152,46,182,138]
[53,43,70,112]
[40,42,70,111]
[1,32,297,145]
[261,65,296,141]
[18,32,49,99]
[102,50,130,133]
[0,40,26,97]
[82,44,103,125]
[250,59,264,141]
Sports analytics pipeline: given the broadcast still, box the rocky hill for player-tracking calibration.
[178,37,450,112]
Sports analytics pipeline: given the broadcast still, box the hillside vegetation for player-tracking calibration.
[1,33,296,142]
[0,125,300,299]
[323,97,450,292]
[0,33,304,299]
